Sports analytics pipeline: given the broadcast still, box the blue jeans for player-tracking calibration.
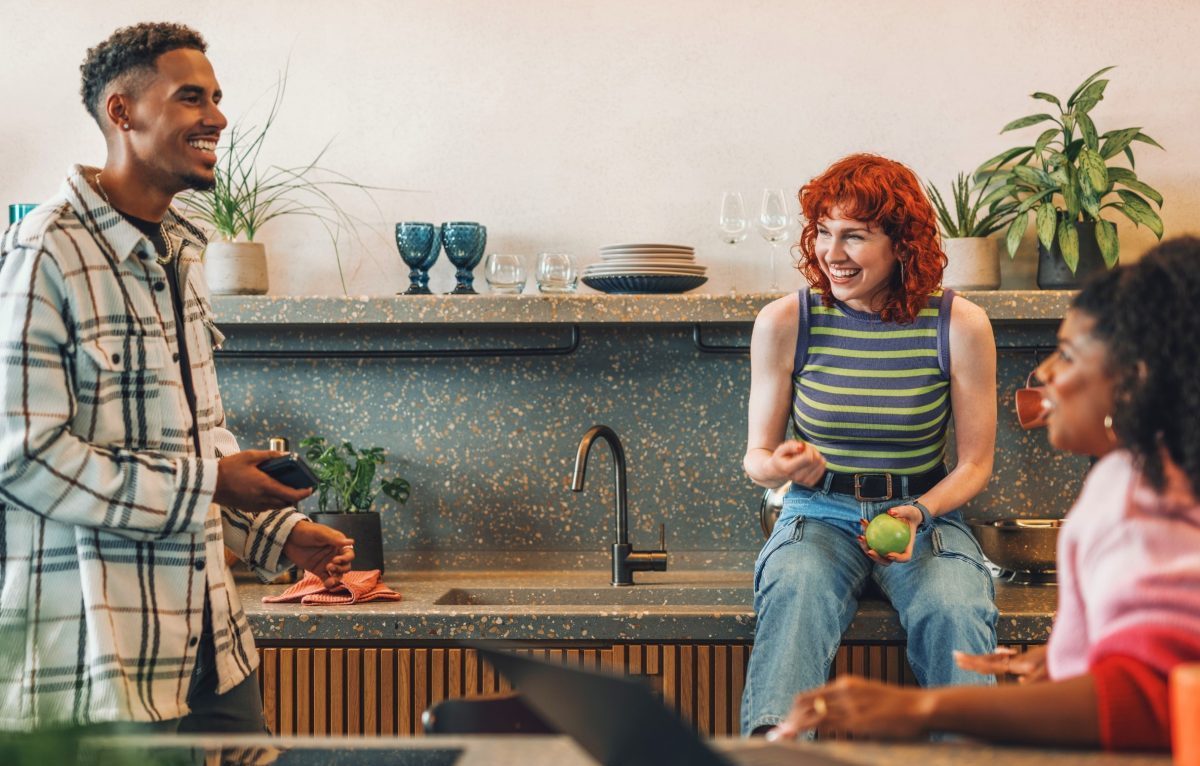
[740,483,998,735]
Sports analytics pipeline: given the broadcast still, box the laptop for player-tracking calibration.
[472,644,855,766]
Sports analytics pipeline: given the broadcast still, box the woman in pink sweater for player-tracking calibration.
[769,236,1200,751]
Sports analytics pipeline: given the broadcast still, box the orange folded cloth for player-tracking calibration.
[262,570,401,605]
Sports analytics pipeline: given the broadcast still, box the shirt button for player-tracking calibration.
[111,353,121,364]
[189,636,199,647]
[172,352,180,362]
[195,559,206,571]
[154,281,166,292]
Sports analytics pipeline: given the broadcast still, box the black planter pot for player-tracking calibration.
[311,511,385,573]
[1036,221,1109,289]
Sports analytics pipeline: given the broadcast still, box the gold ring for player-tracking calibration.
[812,696,828,717]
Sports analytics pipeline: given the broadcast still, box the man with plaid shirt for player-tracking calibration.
[0,23,356,732]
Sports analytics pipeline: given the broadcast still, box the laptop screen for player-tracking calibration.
[473,645,857,766]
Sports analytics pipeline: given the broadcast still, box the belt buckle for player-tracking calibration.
[853,473,893,502]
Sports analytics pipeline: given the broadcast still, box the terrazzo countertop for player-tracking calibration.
[212,290,1074,326]
[241,558,1055,644]
[93,733,1169,765]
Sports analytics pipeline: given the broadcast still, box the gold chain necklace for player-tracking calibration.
[94,172,175,266]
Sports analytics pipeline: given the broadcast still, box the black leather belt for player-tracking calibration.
[823,465,947,501]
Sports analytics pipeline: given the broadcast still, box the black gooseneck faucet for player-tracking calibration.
[572,424,668,586]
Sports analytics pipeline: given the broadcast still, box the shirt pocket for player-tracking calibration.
[79,335,169,449]
[189,314,225,367]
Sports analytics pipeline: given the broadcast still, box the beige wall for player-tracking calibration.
[2,0,1196,295]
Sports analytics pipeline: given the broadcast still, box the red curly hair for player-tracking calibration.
[796,153,945,324]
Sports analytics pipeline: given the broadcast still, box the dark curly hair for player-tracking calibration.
[80,22,207,123]
[796,154,946,324]
[1073,236,1200,494]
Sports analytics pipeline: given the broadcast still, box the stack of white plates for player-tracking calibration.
[583,243,707,293]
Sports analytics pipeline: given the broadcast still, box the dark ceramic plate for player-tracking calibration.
[582,274,707,294]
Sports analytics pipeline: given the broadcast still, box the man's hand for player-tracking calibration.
[214,450,313,512]
[283,520,355,589]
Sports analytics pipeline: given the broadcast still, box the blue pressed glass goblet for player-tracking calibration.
[440,222,487,295]
[395,222,441,295]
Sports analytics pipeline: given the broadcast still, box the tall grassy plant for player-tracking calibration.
[301,437,410,513]
[975,66,1164,273]
[178,73,382,293]
[925,172,1019,238]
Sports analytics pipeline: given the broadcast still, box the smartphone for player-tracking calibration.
[257,453,319,490]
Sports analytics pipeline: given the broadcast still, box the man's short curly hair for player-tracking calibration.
[80,22,207,124]
[1073,236,1200,494]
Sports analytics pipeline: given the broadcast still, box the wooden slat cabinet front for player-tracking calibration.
[257,641,1038,738]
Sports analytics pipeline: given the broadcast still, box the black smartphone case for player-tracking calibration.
[258,453,319,490]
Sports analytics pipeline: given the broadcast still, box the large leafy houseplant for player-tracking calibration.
[178,73,379,293]
[975,66,1164,273]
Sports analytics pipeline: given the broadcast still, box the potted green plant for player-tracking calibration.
[300,436,411,574]
[925,171,1019,290]
[975,66,1164,289]
[179,73,377,295]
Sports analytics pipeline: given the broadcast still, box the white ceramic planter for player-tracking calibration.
[942,237,1001,291]
[203,241,268,295]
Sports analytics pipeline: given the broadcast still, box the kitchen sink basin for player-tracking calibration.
[432,586,748,607]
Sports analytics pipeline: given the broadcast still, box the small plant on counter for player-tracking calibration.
[974,65,1164,273]
[925,171,1019,239]
[301,436,411,513]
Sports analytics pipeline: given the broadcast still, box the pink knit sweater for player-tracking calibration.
[1047,448,1200,680]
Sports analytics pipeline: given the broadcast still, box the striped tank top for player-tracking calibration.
[791,288,954,475]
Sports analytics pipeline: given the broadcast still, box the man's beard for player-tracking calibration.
[183,173,216,192]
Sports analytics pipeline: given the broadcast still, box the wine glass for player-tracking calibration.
[395,222,440,295]
[758,188,792,292]
[440,222,487,295]
[717,191,749,295]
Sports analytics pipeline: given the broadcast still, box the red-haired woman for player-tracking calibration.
[740,154,999,735]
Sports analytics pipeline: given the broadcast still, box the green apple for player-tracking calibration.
[865,514,911,556]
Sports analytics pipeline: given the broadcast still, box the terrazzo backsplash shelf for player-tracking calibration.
[209,291,1085,561]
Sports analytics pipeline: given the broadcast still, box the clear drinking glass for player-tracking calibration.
[717,191,749,295]
[536,252,578,293]
[758,188,792,292]
[485,253,526,294]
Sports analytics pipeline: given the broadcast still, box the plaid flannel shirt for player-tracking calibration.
[0,166,305,729]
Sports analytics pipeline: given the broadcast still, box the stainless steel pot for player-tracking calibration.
[969,519,1062,574]
[759,482,791,538]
